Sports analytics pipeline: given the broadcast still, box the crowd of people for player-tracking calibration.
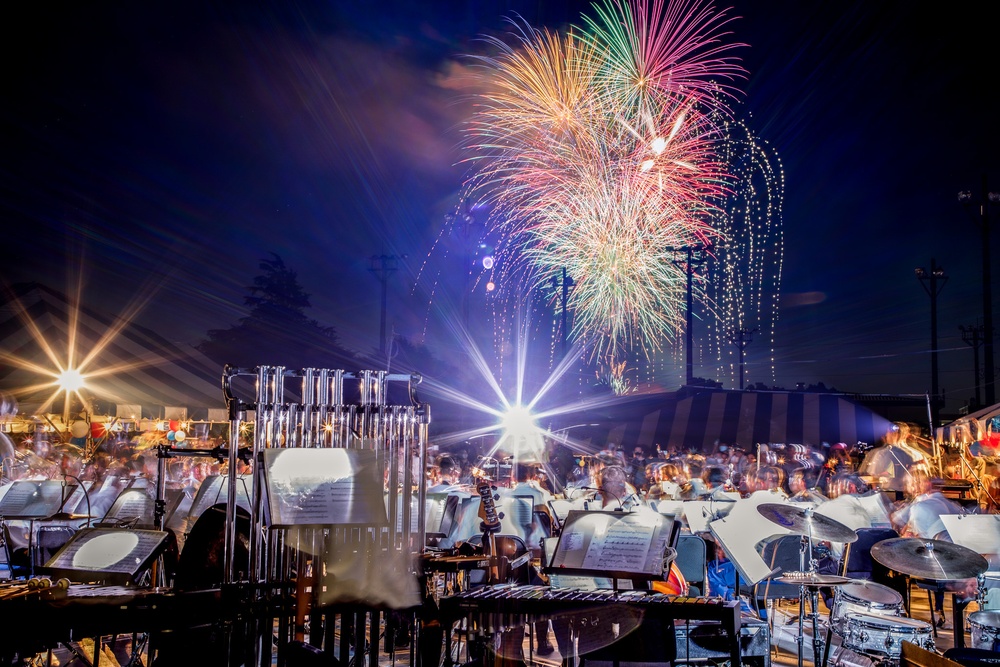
[423,423,999,628]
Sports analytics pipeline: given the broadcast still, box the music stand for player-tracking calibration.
[425,492,460,540]
[41,526,169,585]
[0,480,79,577]
[546,509,675,584]
[100,487,183,529]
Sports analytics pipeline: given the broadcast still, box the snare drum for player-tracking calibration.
[968,610,1000,652]
[830,581,903,632]
[842,612,933,659]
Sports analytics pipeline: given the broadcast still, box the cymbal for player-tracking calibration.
[756,503,859,543]
[871,538,989,580]
[777,571,850,586]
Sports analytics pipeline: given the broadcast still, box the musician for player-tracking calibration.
[590,464,640,510]
[890,465,966,627]
[788,467,828,504]
[644,462,682,502]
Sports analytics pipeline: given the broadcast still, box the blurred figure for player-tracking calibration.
[594,465,639,510]
[628,447,649,492]
[890,465,966,626]
[789,467,827,503]
[749,465,785,494]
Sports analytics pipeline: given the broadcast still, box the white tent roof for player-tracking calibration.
[0,283,224,418]
[935,402,1000,444]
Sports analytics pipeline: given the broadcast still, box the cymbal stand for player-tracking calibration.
[795,510,825,667]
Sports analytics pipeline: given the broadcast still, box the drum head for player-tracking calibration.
[969,610,1000,628]
[841,580,903,606]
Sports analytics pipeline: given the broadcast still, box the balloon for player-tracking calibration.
[166,430,176,441]
[69,421,89,438]
[174,430,186,442]
[91,422,107,439]
[169,420,179,432]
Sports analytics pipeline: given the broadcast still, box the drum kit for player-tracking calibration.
[755,504,995,666]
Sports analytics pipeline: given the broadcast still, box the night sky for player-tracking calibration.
[2,0,998,417]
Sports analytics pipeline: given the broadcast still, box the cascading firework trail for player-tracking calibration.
[460,0,747,378]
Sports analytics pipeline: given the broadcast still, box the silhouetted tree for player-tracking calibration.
[198,254,357,370]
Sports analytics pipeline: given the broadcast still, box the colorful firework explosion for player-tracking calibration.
[459,0,747,373]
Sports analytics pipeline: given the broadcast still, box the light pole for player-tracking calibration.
[729,327,758,390]
[960,321,985,410]
[668,245,707,386]
[959,177,1000,406]
[369,254,400,356]
[552,268,575,358]
[916,259,947,426]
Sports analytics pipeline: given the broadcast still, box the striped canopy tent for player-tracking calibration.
[0,283,224,420]
[606,388,894,452]
[935,402,1000,445]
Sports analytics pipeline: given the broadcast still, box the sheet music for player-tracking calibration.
[263,448,388,527]
[940,515,1000,566]
[581,517,654,570]
[104,489,154,524]
[550,509,670,576]
[709,491,793,585]
[45,528,168,576]
[0,480,74,519]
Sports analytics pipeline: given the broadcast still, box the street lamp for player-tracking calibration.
[959,177,1000,405]
[668,245,707,386]
[915,260,947,426]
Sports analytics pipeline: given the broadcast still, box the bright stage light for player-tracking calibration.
[499,404,537,441]
[57,369,85,392]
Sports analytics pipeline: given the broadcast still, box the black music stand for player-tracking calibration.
[41,526,170,585]
[0,480,79,577]
[425,492,460,541]
[546,509,676,586]
[99,486,183,529]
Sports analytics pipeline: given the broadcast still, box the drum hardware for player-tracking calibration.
[841,612,934,663]
[967,610,1000,652]
[757,503,859,667]
[829,581,904,635]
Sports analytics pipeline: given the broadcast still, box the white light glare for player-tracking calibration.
[499,404,537,442]
[57,369,85,392]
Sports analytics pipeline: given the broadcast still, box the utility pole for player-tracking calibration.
[960,321,985,410]
[369,254,400,356]
[959,177,999,405]
[668,245,707,386]
[552,268,575,358]
[915,259,947,426]
[728,327,758,390]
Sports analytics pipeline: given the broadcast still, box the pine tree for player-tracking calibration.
[198,254,357,370]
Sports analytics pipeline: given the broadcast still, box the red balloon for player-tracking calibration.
[169,419,179,432]
[91,422,107,439]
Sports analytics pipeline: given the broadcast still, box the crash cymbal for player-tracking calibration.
[871,538,989,580]
[756,503,858,543]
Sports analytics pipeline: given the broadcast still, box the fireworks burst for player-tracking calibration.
[459,0,747,374]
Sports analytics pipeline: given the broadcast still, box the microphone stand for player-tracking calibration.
[958,447,997,508]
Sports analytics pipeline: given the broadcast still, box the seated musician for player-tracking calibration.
[890,465,971,627]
